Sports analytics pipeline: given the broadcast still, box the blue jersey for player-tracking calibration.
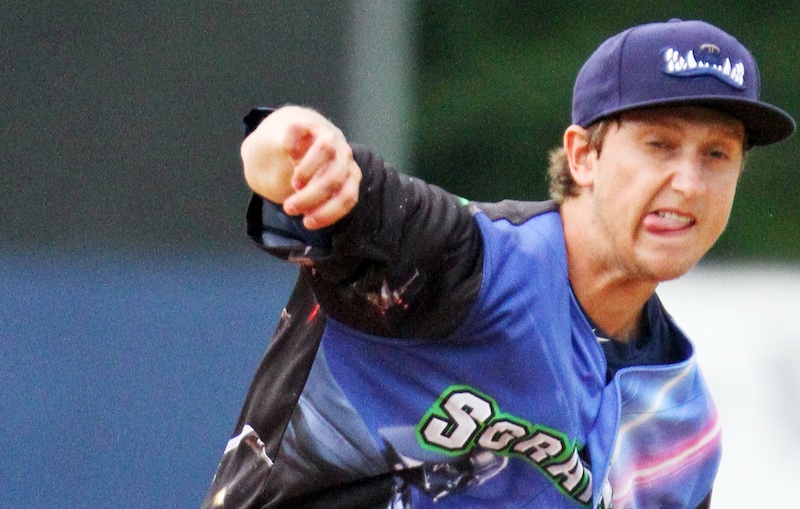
[201,109,719,509]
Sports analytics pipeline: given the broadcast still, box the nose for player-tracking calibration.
[670,158,706,198]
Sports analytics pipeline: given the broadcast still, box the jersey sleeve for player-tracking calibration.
[244,108,484,339]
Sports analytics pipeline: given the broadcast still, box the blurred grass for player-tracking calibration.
[414,1,800,260]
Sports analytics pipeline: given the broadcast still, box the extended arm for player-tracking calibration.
[242,107,484,339]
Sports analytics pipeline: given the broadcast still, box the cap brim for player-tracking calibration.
[586,96,796,147]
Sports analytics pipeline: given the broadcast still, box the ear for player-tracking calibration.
[563,125,595,189]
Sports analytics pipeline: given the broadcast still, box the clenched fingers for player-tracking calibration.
[298,165,361,229]
[282,129,361,229]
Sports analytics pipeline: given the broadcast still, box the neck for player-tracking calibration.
[574,275,654,342]
[560,200,658,342]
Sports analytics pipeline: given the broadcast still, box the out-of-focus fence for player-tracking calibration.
[0,249,298,508]
[2,252,798,508]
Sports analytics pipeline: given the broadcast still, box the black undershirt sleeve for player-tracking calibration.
[245,117,484,339]
[306,146,483,339]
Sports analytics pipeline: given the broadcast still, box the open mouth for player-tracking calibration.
[644,210,696,232]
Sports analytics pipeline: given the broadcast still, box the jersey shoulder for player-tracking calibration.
[470,199,559,225]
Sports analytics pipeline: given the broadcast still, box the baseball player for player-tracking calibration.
[202,19,795,508]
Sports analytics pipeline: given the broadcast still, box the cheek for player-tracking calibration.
[715,172,739,206]
[707,176,739,231]
[594,158,644,201]
[593,167,650,227]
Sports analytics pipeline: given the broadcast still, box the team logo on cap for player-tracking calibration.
[662,45,746,89]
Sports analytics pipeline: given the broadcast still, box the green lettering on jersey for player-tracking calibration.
[416,384,603,506]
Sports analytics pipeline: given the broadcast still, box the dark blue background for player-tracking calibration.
[1,248,297,508]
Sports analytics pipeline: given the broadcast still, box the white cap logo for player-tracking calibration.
[663,46,746,89]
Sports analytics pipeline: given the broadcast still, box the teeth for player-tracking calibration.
[658,210,694,225]
[686,50,698,69]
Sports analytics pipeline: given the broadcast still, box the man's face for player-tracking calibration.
[585,106,745,282]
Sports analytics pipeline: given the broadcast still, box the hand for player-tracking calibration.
[242,106,362,230]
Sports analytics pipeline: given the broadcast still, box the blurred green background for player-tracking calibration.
[414,1,799,261]
[2,1,797,260]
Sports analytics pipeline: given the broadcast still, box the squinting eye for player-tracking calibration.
[646,138,677,151]
[709,150,727,159]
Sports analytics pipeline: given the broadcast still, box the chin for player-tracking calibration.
[636,236,710,281]
[655,266,695,282]
[638,249,702,282]
[650,258,700,282]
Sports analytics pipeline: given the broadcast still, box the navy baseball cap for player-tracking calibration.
[572,19,795,146]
